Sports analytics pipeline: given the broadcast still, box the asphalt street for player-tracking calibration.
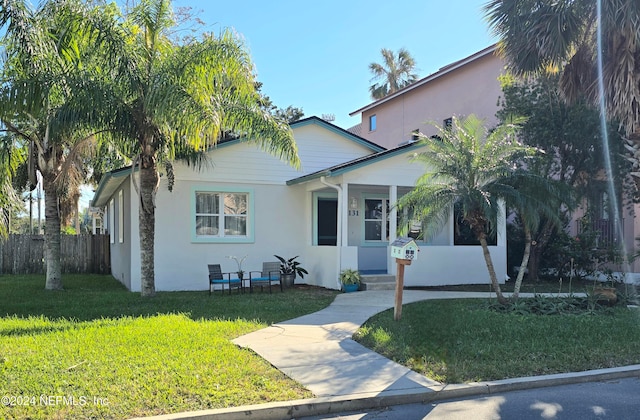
[298,376,640,420]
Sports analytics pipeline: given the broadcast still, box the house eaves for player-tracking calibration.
[349,44,498,117]
[91,166,133,208]
[286,141,424,185]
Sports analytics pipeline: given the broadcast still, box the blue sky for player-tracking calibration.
[176,0,498,129]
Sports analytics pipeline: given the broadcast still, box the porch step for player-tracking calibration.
[361,274,396,291]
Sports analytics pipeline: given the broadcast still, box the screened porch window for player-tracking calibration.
[365,198,394,241]
[453,202,496,245]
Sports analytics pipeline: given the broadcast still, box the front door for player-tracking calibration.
[317,197,337,246]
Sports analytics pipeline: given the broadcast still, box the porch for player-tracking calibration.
[287,145,507,290]
[297,181,507,290]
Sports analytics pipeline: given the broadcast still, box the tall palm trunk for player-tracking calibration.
[139,151,158,297]
[527,220,554,282]
[512,226,532,300]
[42,174,62,290]
[478,234,507,304]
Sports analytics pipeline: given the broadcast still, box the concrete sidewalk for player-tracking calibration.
[135,290,640,420]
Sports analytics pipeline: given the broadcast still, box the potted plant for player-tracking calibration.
[274,255,308,288]
[340,268,361,293]
[226,255,247,281]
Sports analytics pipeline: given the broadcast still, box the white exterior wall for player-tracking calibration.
[153,179,310,291]
[193,124,378,185]
[109,181,133,290]
[127,120,378,291]
[400,246,506,286]
[100,118,507,291]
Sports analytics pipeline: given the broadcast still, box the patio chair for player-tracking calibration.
[208,264,243,295]
[249,262,282,293]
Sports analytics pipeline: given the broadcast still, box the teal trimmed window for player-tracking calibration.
[192,187,254,243]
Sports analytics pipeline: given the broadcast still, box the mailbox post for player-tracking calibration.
[390,238,419,321]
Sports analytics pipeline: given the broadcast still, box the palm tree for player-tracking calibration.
[369,48,418,100]
[89,0,300,296]
[505,173,569,299]
[397,114,539,304]
[0,0,102,289]
[483,0,640,186]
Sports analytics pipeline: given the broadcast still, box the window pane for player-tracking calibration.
[369,114,377,131]
[365,199,382,219]
[196,216,218,236]
[224,193,247,215]
[365,221,382,240]
[196,193,219,214]
[225,216,246,236]
[195,191,250,239]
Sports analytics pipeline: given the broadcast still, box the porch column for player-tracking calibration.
[341,183,350,246]
[388,185,398,275]
[389,185,398,242]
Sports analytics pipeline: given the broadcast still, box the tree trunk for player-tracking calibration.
[43,175,63,290]
[527,245,541,282]
[527,220,554,281]
[139,154,158,297]
[479,235,507,304]
[512,227,532,301]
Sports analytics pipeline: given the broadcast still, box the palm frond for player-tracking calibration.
[368,47,418,99]
[401,114,543,242]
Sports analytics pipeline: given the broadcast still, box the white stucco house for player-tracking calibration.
[92,116,507,292]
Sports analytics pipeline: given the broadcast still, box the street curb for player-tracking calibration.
[130,365,640,420]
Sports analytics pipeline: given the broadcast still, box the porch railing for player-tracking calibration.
[576,218,622,249]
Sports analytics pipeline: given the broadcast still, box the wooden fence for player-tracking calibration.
[0,234,111,274]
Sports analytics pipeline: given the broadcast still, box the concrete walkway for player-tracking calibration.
[233,290,490,397]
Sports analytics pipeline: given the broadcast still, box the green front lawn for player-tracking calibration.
[354,298,640,384]
[0,274,338,420]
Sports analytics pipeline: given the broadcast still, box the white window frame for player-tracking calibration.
[118,190,124,243]
[191,186,254,243]
[363,195,389,244]
[108,199,115,244]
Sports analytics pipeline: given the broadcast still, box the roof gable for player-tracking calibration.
[290,116,384,153]
[215,116,385,153]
